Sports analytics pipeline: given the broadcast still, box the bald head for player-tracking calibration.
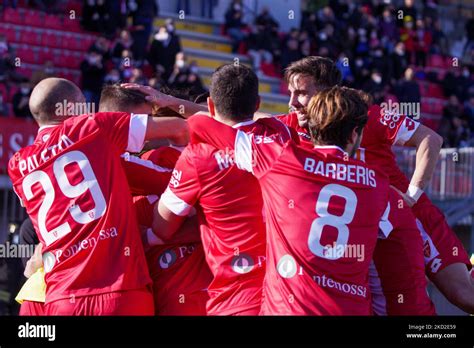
[29,78,85,126]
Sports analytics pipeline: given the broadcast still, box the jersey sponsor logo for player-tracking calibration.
[159,250,177,269]
[277,254,298,279]
[231,253,254,274]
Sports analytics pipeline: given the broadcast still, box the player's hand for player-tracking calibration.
[390,185,416,208]
[121,83,176,108]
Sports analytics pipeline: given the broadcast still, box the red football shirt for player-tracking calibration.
[187,115,390,315]
[160,141,267,315]
[278,107,420,191]
[8,112,152,303]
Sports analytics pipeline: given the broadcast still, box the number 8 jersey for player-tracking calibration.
[188,115,391,315]
[8,112,152,304]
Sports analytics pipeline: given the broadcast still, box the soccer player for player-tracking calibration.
[8,77,188,315]
[147,67,268,316]
[276,56,473,314]
[98,85,212,315]
[154,64,391,315]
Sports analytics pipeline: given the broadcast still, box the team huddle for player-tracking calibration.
[8,56,474,316]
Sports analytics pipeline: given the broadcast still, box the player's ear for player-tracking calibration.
[207,97,216,117]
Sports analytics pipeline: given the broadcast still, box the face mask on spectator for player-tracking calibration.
[176,59,186,68]
[319,32,327,41]
[463,69,470,78]
[45,67,54,74]
[234,4,241,11]
[372,74,382,84]
[155,31,169,41]
[190,66,199,74]
[166,24,175,33]
[21,87,30,95]
[355,59,363,67]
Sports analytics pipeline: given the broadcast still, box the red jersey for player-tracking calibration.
[8,112,152,304]
[160,141,266,315]
[187,115,391,315]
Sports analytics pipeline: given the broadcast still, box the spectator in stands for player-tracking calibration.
[440,95,471,147]
[80,50,106,106]
[148,23,181,80]
[129,67,147,85]
[281,28,302,69]
[443,67,473,103]
[397,0,418,28]
[12,80,32,118]
[89,36,111,61]
[394,67,421,104]
[104,68,121,84]
[1,0,18,10]
[378,7,398,52]
[119,49,134,81]
[400,16,416,64]
[247,23,273,76]
[82,0,107,33]
[104,0,128,36]
[0,93,9,116]
[464,17,474,55]
[225,0,247,53]
[389,42,408,82]
[130,0,159,64]
[464,95,474,134]
[255,6,278,32]
[431,19,448,56]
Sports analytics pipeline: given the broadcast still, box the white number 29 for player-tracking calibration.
[308,184,357,260]
[22,150,107,246]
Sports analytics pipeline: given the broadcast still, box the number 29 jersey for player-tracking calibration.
[188,115,391,315]
[8,112,152,304]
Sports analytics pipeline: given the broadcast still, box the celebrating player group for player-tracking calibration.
[8,56,474,316]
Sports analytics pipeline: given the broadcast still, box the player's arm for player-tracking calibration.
[401,124,443,205]
[145,116,189,146]
[152,200,187,242]
[122,83,207,118]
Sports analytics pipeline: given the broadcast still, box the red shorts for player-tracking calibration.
[19,301,45,316]
[370,190,436,315]
[44,288,154,316]
[153,281,209,316]
[412,194,472,278]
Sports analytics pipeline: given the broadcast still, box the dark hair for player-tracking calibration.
[210,64,259,121]
[99,84,149,112]
[284,56,341,89]
[307,86,368,149]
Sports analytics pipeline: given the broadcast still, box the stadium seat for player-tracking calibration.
[2,26,17,42]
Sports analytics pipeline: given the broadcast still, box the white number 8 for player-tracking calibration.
[22,151,107,246]
[308,184,357,260]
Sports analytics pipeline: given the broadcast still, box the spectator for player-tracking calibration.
[389,42,408,81]
[225,0,247,53]
[255,6,279,32]
[12,80,32,118]
[397,0,418,28]
[400,16,416,64]
[201,0,216,19]
[148,23,181,80]
[129,67,147,85]
[104,68,121,84]
[0,92,9,116]
[80,50,106,106]
[463,95,474,134]
[247,25,273,76]
[439,95,470,147]
[82,0,107,32]
[103,0,128,36]
[281,29,302,69]
[378,7,398,51]
[395,67,421,104]
[119,49,134,81]
[130,0,159,63]
[431,19,448,56]
[89,36,111,60]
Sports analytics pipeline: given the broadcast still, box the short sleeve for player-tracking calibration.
[94,112,148,153]
[160,146,200,217]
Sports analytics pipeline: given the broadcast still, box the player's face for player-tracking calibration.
[288,74,320,129]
